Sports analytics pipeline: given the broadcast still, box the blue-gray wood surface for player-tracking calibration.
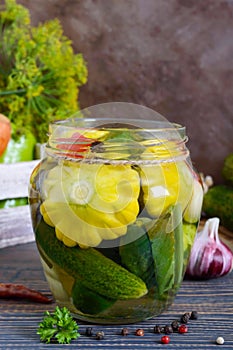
[0,242,233,349]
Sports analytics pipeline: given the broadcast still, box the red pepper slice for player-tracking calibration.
[56,132,96,158]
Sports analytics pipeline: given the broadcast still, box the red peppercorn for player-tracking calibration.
[161,335,170,344]
[179,324,188,334]
[135,328,144,336]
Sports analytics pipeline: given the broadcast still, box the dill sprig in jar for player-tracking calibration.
[29,103,203,324]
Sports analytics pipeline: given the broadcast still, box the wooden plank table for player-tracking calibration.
[0,237,233,349]
[1,147,233,348]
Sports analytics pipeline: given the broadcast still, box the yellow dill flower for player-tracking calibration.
[26,85,44,98]
[41,162,140,247]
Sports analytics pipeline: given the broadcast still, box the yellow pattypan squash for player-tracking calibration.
[139,142,194,217]
[40,161,140,247]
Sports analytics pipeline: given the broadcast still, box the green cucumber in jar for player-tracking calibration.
[35,219,148,300]
[148,204,184,295]
[182,222,198,276]
[72,279,115,315]
[119,219,156,289]
[172,204,184,286]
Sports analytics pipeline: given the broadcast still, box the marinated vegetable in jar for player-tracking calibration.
[29,105,203,324]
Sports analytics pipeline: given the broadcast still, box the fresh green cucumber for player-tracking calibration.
[72,279,115,315]
[222,153,233,186]
[35,219,148,300]
[203,185,233,231]
[119,220,156,289]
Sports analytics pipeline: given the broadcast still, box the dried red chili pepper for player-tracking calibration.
[0,283,52,303]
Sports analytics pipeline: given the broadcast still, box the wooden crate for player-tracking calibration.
[0,160,40,248]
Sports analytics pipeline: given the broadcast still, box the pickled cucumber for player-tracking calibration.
[72,279,115,314]
[173,204,184,286]
[148,204,183,295]
[35,219,148,300]
[182,222,198,275]
[119,220,156,289]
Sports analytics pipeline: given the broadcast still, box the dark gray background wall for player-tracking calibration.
[4,0,233,182]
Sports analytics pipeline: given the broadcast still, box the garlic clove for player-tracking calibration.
[186,217,233,279]
[183,178,204,224]
[199,173,214,194]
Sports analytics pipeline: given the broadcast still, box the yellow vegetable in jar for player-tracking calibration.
[139,142,193,218]
[40,162,140,247]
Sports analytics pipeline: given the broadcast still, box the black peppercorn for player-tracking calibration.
[164,325,173,334]
[180,312,191,324]
[154,325,163,334]
[121,328,129,336]
[90,141,103,152]
[190,311,198,320]
[96,331,104,340]
[171,320,180,332]
[85,327,93,336]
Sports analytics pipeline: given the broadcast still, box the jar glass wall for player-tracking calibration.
[29,103,203,324]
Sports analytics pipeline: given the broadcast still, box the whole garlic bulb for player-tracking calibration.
[186,217,233,279]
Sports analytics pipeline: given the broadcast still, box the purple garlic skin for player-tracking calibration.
[186,218,233,279]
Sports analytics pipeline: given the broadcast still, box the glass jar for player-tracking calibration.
[29,105,203,324]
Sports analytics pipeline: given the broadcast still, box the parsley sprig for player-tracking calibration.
[37,306,80,344]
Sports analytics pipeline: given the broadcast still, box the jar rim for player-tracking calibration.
[45,118,189,165]
[49,117,185,134]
